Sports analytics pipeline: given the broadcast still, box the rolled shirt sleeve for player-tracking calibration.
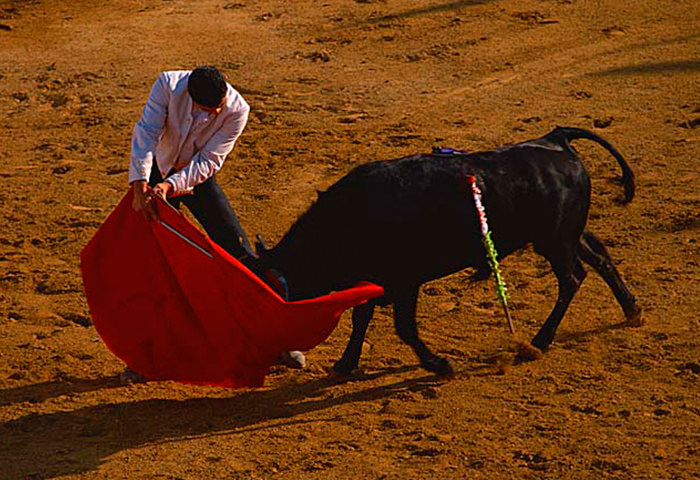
[128,73,170,184]
[165,102,250,193]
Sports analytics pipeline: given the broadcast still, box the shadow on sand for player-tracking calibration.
[589,59,700,77]
[0,376,125,408]
[555,319,639,345]
[0,365,446,479]
[340,0,500,28]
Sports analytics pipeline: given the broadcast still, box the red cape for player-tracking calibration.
[80,191,384,388]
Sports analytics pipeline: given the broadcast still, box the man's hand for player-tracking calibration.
[152,181,172,200]
[131,180,158,221]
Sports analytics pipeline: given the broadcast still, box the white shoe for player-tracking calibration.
[278,350,306,369]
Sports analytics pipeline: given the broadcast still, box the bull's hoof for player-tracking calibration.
[624,307,644,327]
[515,342,543,363]
[421,356,454,378]
[530,333,553,353]
[328,367,350,379]
[331,360,357,377]
[328,365,365,382]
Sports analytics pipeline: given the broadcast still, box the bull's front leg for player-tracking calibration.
[394,286,454,376]
[333,300,376,376]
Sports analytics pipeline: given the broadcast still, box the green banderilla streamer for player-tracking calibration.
[469,175,515,334]
[483,230,513,332]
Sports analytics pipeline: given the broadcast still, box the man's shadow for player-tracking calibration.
[0,376,124,408]
[0,366,441,479]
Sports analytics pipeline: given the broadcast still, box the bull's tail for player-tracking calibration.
[546,126,635,203]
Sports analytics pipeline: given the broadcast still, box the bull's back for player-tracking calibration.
[279,155,489,286]
[473,143,591,255]
[272,143,591,297]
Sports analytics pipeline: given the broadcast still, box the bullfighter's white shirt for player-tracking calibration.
[128,70,250,193]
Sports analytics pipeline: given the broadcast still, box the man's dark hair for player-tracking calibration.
[187,66,227,108]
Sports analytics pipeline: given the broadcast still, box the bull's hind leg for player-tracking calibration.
[578,230,642,325]
[333,300,376,376]
[394,286,453,376]
[531,245,587,351]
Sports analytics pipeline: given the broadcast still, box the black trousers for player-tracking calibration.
[149,167,254,259]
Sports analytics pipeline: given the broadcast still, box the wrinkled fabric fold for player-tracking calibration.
[81,191,384,388]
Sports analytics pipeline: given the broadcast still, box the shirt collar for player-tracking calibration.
[191,104,211,121]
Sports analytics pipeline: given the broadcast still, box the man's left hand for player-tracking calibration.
[152,182,172,200]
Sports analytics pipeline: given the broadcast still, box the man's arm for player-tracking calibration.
[165,102,250,193]
[129,73,171,219]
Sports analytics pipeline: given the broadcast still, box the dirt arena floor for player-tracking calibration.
[1,0,699,478]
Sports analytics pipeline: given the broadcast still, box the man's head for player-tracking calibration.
[188,66,227,113]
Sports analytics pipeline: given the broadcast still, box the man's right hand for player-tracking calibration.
[131,180,158,221]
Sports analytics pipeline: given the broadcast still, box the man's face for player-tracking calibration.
[193,95,226,115]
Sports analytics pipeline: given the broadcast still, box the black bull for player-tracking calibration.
[255,126,642,376]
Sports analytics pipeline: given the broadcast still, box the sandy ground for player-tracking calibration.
[1,0,699,478]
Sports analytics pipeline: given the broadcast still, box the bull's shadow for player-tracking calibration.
[0,366,440,480]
